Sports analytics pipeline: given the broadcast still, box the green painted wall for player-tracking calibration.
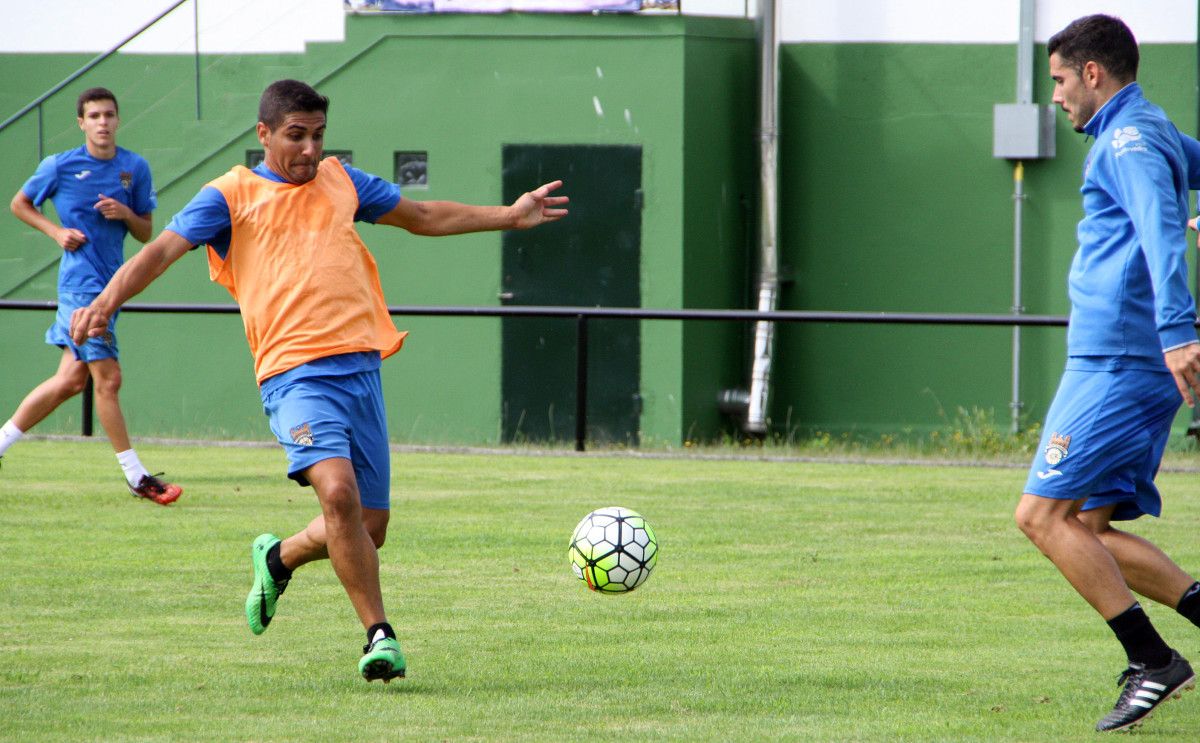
[2,22,1195,446]
[774,42,1198,438]
[679,32,757,443]
[0,15,754,446]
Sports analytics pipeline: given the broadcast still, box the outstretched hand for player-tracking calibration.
[1190,216,1200,249]
[510,180,569,229]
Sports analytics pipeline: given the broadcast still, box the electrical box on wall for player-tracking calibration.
[993,103,1056,159]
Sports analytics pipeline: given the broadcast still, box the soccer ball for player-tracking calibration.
[568,507,658,593]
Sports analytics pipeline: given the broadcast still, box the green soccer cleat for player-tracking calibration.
[359,636,406,683]
[245,533,287,635]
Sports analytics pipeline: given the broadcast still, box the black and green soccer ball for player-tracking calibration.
[568,507,658,593]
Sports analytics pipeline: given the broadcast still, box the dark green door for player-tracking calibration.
[501,144,642,445]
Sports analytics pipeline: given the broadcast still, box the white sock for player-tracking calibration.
[0,420,24,457]
[116,449,150,487]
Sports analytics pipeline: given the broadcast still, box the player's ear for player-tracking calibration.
[255,121,271,148]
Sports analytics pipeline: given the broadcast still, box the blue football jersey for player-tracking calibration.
[22,145,156,293]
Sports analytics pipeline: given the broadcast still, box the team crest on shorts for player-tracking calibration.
[290,422,314,446]
[120,171,132,190]
[1044,432,1070,466]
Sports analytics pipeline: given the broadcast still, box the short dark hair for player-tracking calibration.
[258,79,329,130]
[77,87,118,117]
[1047,14,1138,83]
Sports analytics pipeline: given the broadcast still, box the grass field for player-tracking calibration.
[3,439,1200,741]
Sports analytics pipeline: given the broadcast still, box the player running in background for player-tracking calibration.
[1,87,182,505]
[1014,15,1200,732]
[70,79,567,682]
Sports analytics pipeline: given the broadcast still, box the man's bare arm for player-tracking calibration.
[375,180,568,236]
[10,190,87,251]
[70,230,194,343]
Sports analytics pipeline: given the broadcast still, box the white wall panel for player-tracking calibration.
[0,0,345,54]
[1,0,1194,52]
[778,0,1197,43]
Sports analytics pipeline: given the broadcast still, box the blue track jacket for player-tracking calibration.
[1068,83,1199,370]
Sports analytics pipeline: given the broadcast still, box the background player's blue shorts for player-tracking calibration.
[46,291,119,362]
[1024,367,1181,520]
[261,369,391,510]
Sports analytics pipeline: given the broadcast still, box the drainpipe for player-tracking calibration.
[744,0,781,435]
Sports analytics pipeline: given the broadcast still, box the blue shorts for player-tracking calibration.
[47,291,119,362]
[261,369,391,510]
[1024,368,1181,520]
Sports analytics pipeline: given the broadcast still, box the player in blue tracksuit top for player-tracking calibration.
[1067,85,1197,363]
[1013,16,1200,733]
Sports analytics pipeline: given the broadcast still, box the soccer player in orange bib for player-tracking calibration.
[70,79,568,682]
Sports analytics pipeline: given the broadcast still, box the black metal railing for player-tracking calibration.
[1,299,1083,451]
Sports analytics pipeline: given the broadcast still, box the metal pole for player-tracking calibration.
[0,299,1083,326]
[1016,0,1034,106]
[82,377,94,437]
[574,314,589,452]
[1011,161,1025,434]
[193,0,202,120]
[1008,0,1035,434]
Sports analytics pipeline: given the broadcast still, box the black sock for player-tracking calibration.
[1107,603,1173,668]
[367,622,396,644]
[266,542,293,583]
[1176,581,1200,628]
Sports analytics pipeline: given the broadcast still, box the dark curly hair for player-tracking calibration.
[1048,14,1138,84]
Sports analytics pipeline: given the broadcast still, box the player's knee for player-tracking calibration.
[318,482,361,521]
[1014,497,1048,540]
[89,366,122,398]
[91,375,122,399]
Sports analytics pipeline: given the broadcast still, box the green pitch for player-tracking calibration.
[2,439,1199,741]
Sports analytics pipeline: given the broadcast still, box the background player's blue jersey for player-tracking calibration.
[21,145,156,294]
[1069,83,1198,368]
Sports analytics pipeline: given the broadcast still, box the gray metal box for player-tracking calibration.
[993,103,1056,159]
